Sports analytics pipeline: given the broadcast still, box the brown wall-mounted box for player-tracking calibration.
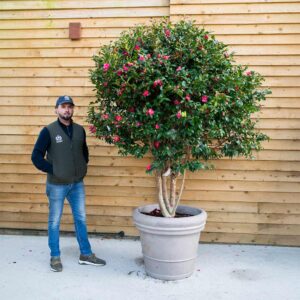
[69,22,81,40]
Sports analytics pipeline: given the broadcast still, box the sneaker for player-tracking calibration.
[78,253,106,266]
[50,256,63,272]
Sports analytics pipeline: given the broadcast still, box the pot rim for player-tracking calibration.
[133,204,207,230]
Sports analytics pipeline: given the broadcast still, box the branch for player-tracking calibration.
[162,175,169,205]
[170,173,177,208]
[173,170,186,212]
[155,172,172,217]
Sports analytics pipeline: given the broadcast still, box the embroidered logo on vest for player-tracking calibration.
[55,135,63,143]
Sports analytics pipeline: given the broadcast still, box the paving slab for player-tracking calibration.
[0,234,299,300]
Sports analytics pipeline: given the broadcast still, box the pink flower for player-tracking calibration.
[143,90,150,97]
[157,54,161,58]
[174,99,180,105]
[201,95,208,103]
[113,136,120,143]
[185,95,191,101]
[102,114,109,120]
[246,71,252,76]
[123,51,129,56]
[224,52,229,58]
[162,55,170,60]
[89,125,96,133]
[134,45,140,51]
[146,108,155,116]
[117,70,123,76]
[176,66,182,72]
[154,141,160,149]
[136,121,142,127]
[103,82,108,87]
[164,29,171,38]
[204,34,209,40]
[155,124,160,129]
[153,79,163,87]
[176,111,182,119]
[115,115,122,122]
[123,65,129,72]
[147,54,151,58]
[103,63,110,72]
[146,164,152,171]
[127,62,134,67]
[138,55,145,61]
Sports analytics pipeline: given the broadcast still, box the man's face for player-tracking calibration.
[55,103,74,121]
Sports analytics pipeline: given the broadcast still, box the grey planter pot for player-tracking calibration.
[133,204,207,281]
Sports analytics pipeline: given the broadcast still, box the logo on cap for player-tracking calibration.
[55,135,63,143]
[64,96,70,101]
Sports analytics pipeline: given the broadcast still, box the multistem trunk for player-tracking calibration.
[156,170,186,217]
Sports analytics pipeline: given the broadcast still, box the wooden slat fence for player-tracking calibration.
[0,0,299,246]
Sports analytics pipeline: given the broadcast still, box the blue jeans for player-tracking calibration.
[46,180,92,257]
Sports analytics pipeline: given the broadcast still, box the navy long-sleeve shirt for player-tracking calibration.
[31,119,89,174]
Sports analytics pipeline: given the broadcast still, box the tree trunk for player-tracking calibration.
[155,171,186,218]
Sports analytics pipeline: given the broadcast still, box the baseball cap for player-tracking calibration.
[55,95,75,107]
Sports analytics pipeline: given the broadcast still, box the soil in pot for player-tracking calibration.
[142,208,193,218]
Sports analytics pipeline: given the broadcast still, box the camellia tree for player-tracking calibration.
[88,20,270,218]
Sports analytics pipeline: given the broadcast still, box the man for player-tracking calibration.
[31,95,106,272]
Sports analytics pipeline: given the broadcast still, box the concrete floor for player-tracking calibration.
[0,234,299,300]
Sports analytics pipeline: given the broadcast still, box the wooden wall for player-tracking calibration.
[0,0,299,246]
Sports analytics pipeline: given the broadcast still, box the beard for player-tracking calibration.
[58,112,73,121]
